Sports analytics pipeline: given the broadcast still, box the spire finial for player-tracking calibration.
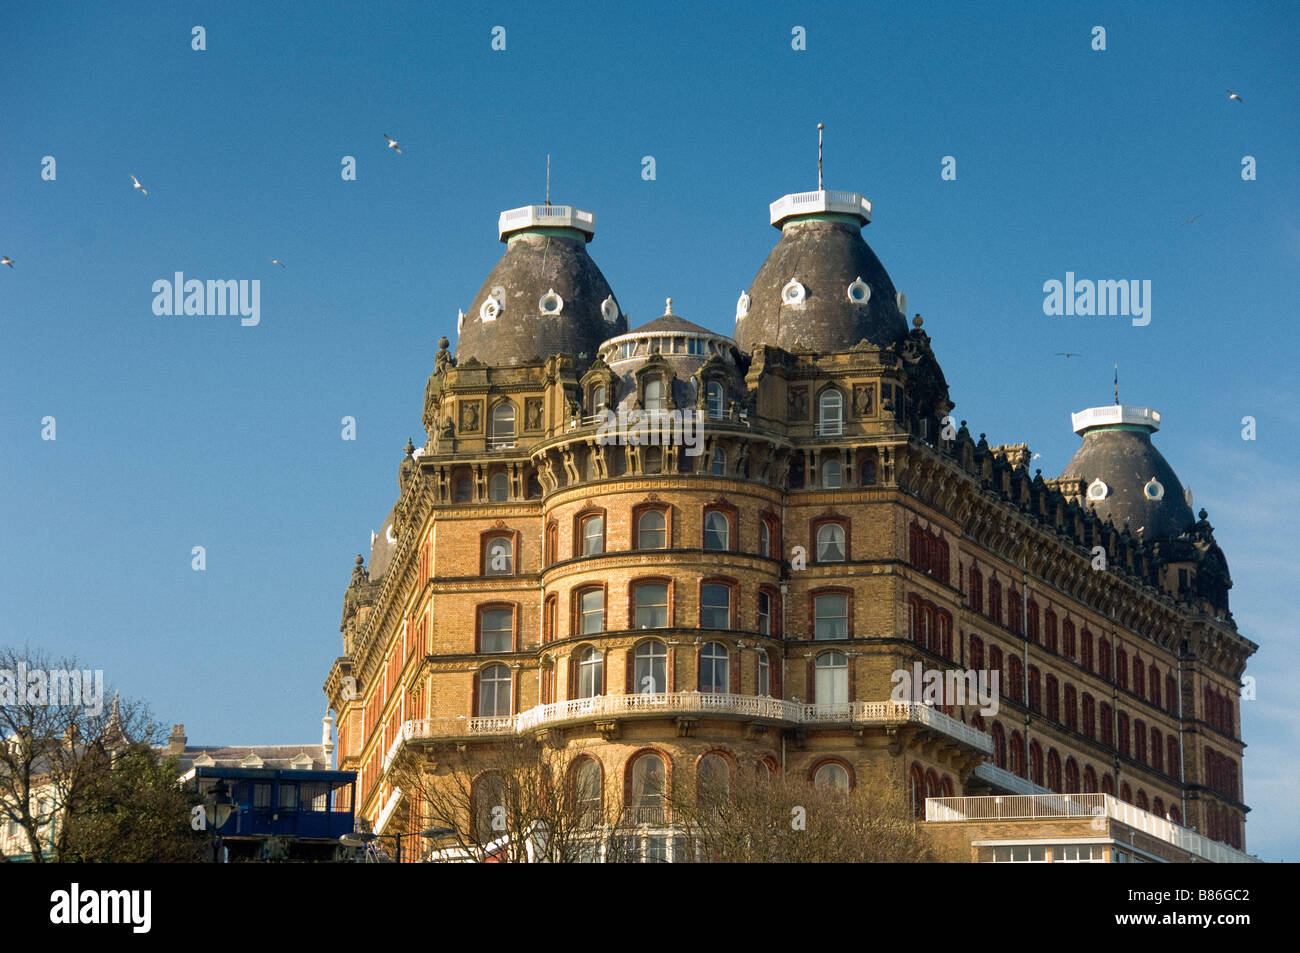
[665,297,673,314]
[545,154,551,206]
[817,123,824,191]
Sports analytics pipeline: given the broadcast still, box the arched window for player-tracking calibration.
[1026,599,1040,643]
[815,651,849,706]
[816,523,846,562]
[818,389,843,436]
[643,378,666,411]
[590,384,606,415]
[814,762,851,792]
[628,752,667,824]
[1063,683,1078,730]
[1153,796,1164,818]
[1044,609,1058,653]
[1165,675,1178,715]
[992,723,1007,769]
[699,642,729,694]
[1117,711,1130,756]
[576,646,603,698]
[1064,757,1080,794]
[1100,702,1114,746]
[860,456,877,486]
[969,635,984,671]
[1149,665,1162,708]
[1008,588,1023,635]
[1151,727,1164,774]
[1045,673,1059,721]
[485,535,513,574]
[1080,629,1094,670]
[478,663,511,717]
[969,568,984,613]
[814,593,849,640]
[757,650,771,695]
[1045,749,1062,792]
[1027,664,1041,711]
[634,582,670,628]
[909,763,925,817]
[1062,620,1076,660]
[1101,774,1115,796]
[697,753,729,803]
[1099,636,1112,680]
[1134,719,1147,764]
[572,758,602,826]
[710,447,726,476]
[488,471,509,502]
[490,402,515,444]
[636,509,667,549]
[987,577,1002,623]
[1029,742,1044,786]
[1116,647,1128,690]
[700,583,731,629]
[642,446,662,474]
[1007,654,1022,703]
[544,522,558,566]
[577,588,604,635]
[579,514,604,556]
[1010,731,1026,778]
[759,519,772,558]
[473,772,507,841]
[1082,693,1096,738]
[1169,805,1181,825]
[822,457,842,489]
[706,381,725,419]
[757,590,774,636]
[1133,654,1145,699]
[634,641,667,694]
[478,606,513,653]
[1083,765,1098,793]
[703,511,730,551]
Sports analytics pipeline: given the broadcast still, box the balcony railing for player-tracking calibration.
[486,436,517,450]
[924,794,1258,864]
[386,694,991,766]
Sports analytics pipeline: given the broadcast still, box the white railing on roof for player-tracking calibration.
[971,761,1054,796]
[769,189,872,226]
[924,793,1258,864]
[498,205,595,239]
[392,695,991,754]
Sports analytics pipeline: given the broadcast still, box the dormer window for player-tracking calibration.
[1144,478,1165,501]
[846,277,871,304]
[781,279,807,305]
[706,381,725,419]
[644,378,667,411]
[619,341,636,359]
[591,384,607,414]
[539,289,564,315]
[1087,479,1109,502]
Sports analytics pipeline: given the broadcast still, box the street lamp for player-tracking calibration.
[204,778,237,863]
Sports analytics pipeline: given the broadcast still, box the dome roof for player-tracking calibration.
[454,205,627,372]
[1060,406,1195,542]
[734,190,908,353]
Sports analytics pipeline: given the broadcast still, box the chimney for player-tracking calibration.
[168,724,187,756]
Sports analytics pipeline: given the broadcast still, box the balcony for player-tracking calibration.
[383,694,991,771]
[925,793,1258,864]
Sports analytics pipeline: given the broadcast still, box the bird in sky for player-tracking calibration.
[1,256,12,268]
[1181,214,1202,226]
[384,134,402,155]
[270,258,285,267]
[1055,352,1084,358]
[129,175,148,196]
[1227,89,1243,103]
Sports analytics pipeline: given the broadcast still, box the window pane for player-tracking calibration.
[815,652,848,704]
[822,459,842,489]
[479,664,511,716]
[814,595,847,640]
[814,763,849,791]
[704,512,729,551]
[701,584,730,629]
[638,510,666,549]
[635,642,667,694]
[635,584,669,628]
[578,648,603,698]
[645,379,665,410]
[486,537,513,574]
[816,524,845,562]
[759,521,771,558]
[707,382,725,418]
[757,592,771,636]
[711,448,725,476]
[757,652,771,695]
[699,642,729,693]
[481,608,512,652]
[489,472,509,502]
[583,516,604,555]
[580,589,604,635]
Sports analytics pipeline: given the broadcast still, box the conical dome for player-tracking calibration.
[734,190,908,353]
[454,205,627,373]
[1061,405,1196,542]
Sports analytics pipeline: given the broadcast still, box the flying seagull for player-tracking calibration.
[1181,214,1202,226]
[1,256,12,268]
[129,175,148,196]
[1054,352,1084,358]
[1227,89,1243,103]
[270,258,285,267]
[384,134,402,155]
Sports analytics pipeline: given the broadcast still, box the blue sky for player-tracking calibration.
[2,1,1296,859]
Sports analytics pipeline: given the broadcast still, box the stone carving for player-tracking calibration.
[788,386,808,420]
[853,383,874,417]
[459,401,481,433]
[525,398,543,431]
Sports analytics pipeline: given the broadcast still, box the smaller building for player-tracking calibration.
[163,719,356,862]
[924,794,1259,863]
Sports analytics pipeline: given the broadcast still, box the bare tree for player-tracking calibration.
[386,736,611,863]
[663,764,938,863]
[0,645,157,862]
